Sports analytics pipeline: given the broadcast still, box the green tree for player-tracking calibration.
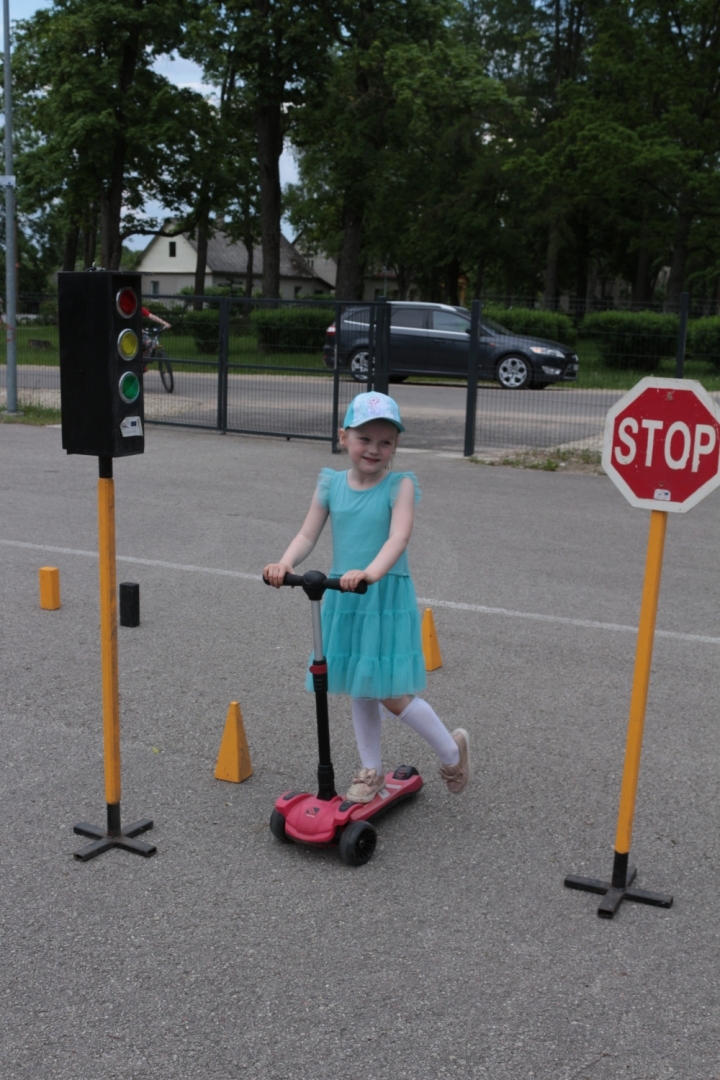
[188,1,337,298]
[13,0,196,271]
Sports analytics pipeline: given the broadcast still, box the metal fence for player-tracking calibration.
[1,291,717,457]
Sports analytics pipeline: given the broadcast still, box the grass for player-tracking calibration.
[0,325,328,373]
[573,339,720,391]
[470,447,604,474]
[0,402,62,425]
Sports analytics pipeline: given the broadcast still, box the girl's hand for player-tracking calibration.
[263,561,294,588]
[340,569,373,591]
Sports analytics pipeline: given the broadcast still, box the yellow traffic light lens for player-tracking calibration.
[118,329,139,360]
[118,371,141,404]
[116,288,138,318]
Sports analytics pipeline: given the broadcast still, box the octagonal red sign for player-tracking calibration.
[602,377,720,512]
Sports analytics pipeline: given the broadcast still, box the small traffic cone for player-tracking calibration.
[214,701,253,783]
[39,567,61,610]
[422,608,442,671]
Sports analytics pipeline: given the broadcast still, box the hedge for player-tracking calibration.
[580,311,679,370]
[687,316,720,370]
[182,309,220,353]
[482,305,578,347]
[250,306,333,354]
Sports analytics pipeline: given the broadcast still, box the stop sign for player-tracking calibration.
[602,377,720,512]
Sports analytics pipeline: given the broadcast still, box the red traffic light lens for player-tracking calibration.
[116,288,138,318]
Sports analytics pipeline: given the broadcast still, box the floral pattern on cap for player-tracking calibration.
[343,391,404,432]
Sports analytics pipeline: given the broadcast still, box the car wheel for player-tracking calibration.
[349,349,369,382]
[496,354,532,390]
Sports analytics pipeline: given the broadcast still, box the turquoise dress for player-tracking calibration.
[304,468,427,699]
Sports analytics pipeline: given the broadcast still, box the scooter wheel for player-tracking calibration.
[270,809,292,843]
[339,820,377,866]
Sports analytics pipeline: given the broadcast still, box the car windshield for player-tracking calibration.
[481,316,512,335]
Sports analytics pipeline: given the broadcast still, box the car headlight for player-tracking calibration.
[530,346,565,358]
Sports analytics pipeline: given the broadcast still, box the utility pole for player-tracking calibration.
[3,0,18,415]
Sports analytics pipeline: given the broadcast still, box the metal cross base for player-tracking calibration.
[73,802,156,861]
[565,853,672,919]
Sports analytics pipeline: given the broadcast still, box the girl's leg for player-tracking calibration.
[345,698,386,804]
[383,695,460,766]
[351,697,383,773]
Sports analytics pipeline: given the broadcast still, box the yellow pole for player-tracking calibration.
[98,474,121,810]
[614,509,667,860]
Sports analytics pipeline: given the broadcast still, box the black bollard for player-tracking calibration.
[119,582,140,627]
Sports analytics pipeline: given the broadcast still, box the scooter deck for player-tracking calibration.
[275,767,423,845]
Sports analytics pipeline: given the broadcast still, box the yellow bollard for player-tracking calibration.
[39,566,61,610]
[215,701,253,783]
[422,608,443,671]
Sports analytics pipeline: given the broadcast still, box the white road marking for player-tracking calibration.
[2,536,719,645]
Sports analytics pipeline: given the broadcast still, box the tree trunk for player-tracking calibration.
[474,261,484,301]
[633,244,652,306]
[193,218,209,310]
[446,256,460,306]
[666,194,694,307]
[244,228,254,301]
[82,205,98,269]
[100,24,140,271]
[257,102,283,299]
[543,220,561,308]
[99,136,126,271]
[335,201,365,300]
[61,226,79,272]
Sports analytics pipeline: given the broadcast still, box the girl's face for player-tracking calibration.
[340,419,399,477]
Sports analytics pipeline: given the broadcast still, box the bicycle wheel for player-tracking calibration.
[157,351,174,394]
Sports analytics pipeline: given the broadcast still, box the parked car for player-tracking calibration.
[322,302,579,389]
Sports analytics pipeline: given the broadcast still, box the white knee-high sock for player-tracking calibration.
[351,698,383,772]
[396,697,459,765]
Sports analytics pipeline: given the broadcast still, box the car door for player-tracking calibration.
[428,309,471,375]
[389,306,429,374]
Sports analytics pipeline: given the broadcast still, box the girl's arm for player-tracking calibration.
[341,476,415,591]
[263,492,329,587]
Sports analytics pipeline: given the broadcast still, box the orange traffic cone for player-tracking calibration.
[214,701,253,783]
[422,608,442,671]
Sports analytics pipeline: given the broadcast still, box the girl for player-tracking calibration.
[264,392,469,803]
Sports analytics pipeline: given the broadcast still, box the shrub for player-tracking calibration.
[581,311,678,370]
[482,305,578,347]
[687,316,720,370]
[183,309,220,353]
[250,306,333,354]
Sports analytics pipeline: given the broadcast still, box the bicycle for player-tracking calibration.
[143,326,174,394]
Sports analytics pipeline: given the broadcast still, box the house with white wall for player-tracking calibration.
[136,229,333,299]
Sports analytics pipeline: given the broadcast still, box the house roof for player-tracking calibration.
[184,230,325,282]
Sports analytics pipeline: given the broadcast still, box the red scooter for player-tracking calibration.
[265,570,423,866]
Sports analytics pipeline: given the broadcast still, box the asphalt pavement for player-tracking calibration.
[1,421,720,1079]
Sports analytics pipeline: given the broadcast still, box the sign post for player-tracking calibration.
[565,377,720,917]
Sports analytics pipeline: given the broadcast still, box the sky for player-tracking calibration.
[2,0,300,248]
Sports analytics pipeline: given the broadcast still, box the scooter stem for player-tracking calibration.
[309,596,336,800]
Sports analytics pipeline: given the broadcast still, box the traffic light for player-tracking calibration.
[59,270,145,458]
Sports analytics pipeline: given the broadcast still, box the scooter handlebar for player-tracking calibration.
[263,571,368,595]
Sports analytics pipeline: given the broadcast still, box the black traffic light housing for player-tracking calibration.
[59,270,145,458]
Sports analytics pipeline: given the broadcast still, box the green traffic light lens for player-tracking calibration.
[118,329,139,360]
[119,371,141,404]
